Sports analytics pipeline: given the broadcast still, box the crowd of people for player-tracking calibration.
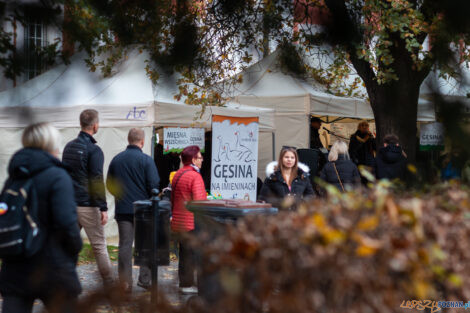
[258,120,409,208]
[0,112,435,313]
[0,110,208,313]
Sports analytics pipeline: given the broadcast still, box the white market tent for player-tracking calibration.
[419,69,470,111]
[226,51,437,155]
[0,50,275,237]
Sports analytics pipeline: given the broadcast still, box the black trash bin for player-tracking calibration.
[186,199,278,303]
[134,199,171,267]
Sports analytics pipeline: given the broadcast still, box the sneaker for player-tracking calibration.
[180,286,198,294]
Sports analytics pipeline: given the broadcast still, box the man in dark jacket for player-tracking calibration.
[107,128,160,292]
[376,134,407,180]
[0,123,82,313]
[310,117,324,149]
[62,109,114,286]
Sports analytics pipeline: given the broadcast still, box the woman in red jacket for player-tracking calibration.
[171,145,206,294]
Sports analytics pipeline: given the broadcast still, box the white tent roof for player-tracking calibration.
[228,51,436,122]
[0,50,275,129]
[0,50,155,108]
[0,50,156,128]
[419,68,470,115]
[155,101,274,131]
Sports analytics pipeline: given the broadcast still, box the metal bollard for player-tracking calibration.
[150,189,160,306]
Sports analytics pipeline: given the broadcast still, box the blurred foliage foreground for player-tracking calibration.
[82,181,470,313]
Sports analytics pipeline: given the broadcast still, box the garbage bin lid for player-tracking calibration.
[188,199,272,208]
[187,199,278,217]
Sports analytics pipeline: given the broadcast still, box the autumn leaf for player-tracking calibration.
[357,215,379,231]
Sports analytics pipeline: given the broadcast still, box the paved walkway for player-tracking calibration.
[27,260,190,312]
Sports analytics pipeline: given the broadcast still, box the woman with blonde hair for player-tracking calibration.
[320,141,361,191]
[0,123,82,313]
[259,146,314,209]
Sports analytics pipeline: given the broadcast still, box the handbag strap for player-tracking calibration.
[332,163,345,192]
[171,169,191,204]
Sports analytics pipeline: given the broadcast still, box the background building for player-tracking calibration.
[0,0,63,91]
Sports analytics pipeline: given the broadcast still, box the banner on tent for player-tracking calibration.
[420,122,444,151]
[211,115,259,200]
[163,127,205,154]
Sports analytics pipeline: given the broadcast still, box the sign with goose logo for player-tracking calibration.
[211,115,259,200]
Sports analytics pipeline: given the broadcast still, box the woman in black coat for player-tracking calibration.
[0,123,82,313]
[259,146,314,209]
[320,141,361,191]
[348,121,376,168]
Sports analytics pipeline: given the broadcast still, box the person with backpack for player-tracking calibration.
[62,109,114,287]
[106,128,160,293]
[320,141,361,191]
[0,123,82,313]
[171,146,206,294]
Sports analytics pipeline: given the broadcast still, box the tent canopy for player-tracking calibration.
[228,50,436,122]
[0,50,275,130]
[155,101,274,131]
[0,50,155,128]
[0,51,155,108]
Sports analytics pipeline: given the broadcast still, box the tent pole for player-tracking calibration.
[272,132,275,160]
[151,126,156,159]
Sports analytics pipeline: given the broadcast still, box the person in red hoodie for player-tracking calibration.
[171,145,206,294]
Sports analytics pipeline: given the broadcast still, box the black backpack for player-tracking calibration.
[0,170,44,259]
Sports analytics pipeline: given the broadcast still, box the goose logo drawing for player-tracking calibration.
[211,115,259,200]
[213,132,255,163]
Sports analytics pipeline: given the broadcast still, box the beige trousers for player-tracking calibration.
[77,206,114,283]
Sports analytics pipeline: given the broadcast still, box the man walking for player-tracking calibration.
[62,109,114,286]
[106,128,160,292]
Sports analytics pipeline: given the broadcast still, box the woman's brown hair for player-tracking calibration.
[277,147,299,187]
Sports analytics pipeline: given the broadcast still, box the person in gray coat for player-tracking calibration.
[320,141,361,191]
[106,128,160,292]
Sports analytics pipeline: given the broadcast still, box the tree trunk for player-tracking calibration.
[368,80,421,164]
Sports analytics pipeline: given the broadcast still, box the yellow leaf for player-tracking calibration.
[448,273,463,287]
[358,165,376,182]
[356,244,378,257]
[413,280,430,299]
[309,213,326,229]
[354,234,382,257]
[407,164,417,174]
[323,229,346,244]
[357,215,379,231]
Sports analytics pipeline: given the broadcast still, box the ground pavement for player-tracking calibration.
[19,260,190,313]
